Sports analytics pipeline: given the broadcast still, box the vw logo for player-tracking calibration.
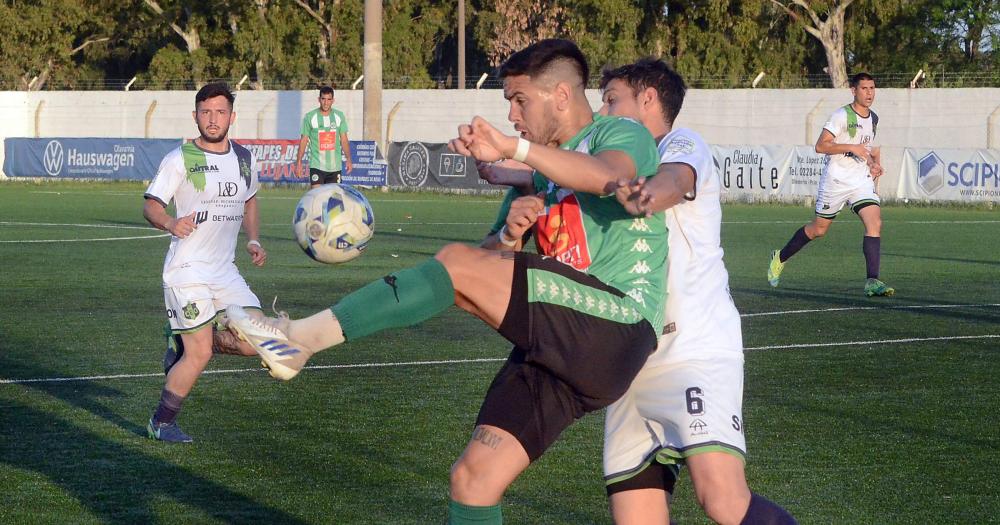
[43,140,64,176]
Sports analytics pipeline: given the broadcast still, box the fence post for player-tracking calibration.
[805,98,825,145]
[988,104,1000,148]
[34,100,45,138]
[144,100,158,138]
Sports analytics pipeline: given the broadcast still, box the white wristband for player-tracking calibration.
[498,225,519,247]
[512,137,531,163]
[247,240,262,249]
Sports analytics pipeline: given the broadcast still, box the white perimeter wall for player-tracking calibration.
[3,87,1000,191]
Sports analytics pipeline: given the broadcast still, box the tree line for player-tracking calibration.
[1,0,997,91]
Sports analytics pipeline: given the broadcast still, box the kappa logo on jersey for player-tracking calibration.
[182,302,200,320]
[534,193,592,270]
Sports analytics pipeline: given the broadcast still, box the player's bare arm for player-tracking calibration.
[449,116,637,196]
[341,131,352,173]
[815,129,871,162]
[476,159,535,194]
[869,146,884,178]
[616,162,696,216]
[295,134,309,177]
[242,195,266,267]
[143,198,196,238]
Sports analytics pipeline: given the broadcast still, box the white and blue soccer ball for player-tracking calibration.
[293,183,374,264]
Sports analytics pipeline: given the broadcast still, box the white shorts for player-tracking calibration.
[815,173,880,219]
[164,273,260,333]
[603,349,746,486]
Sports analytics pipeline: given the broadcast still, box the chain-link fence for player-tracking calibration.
[6,71,1000,91]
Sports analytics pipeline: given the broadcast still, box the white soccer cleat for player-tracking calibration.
[226,305,314,381]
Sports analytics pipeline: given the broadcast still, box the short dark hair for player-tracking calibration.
[498,39,590,88]
[849,72,875,87]
[195,82,235,107]
[319,86,334,97]
[600,58,687,126]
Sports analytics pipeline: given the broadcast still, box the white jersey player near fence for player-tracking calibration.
[599,59,796,525]
[768,72,894,297]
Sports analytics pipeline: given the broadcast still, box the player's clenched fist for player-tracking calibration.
[505,194,545,240]
[448,116,518,163]
[168,212,198,238]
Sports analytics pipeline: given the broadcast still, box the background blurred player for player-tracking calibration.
[296,86,352,187]
[142,82,268,443]
[227,39,666,525]
[768,73,893,297]
[600,59,796,524]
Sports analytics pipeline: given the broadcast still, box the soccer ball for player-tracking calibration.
[293,183,374,264]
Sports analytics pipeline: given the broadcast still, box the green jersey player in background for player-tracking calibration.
[227,39,667,525]
[295,86,352,187]
[768,73,894,297]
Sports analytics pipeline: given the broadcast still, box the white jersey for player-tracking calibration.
[650,128,742,365]
[145,141,259,287]
[821,105,879,185]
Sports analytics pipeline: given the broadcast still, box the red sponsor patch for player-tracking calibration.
[533,193,591,270]
[318,131,337,151]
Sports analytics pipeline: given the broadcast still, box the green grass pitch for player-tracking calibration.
[1,181,997,524]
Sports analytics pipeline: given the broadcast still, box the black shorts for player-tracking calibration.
[309,168,342,185]
[477,252,657,461]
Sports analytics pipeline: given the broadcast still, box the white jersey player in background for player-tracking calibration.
[599,59,797,524]
[768,73,894,297]
[142,82,269,443]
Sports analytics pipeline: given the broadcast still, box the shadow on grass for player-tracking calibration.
[0,342,310,524]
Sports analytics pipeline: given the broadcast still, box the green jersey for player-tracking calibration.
[530,114,667,328]
[301,107,349,172]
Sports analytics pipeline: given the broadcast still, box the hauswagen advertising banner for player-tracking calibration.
[3,137,181,180]
[899,148,1000,203]
[3,137,387,185]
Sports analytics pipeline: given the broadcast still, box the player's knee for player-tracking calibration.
[810,225,828,238]
[699,491,751,525]
[449,458,489,500]
[434,242,476,267]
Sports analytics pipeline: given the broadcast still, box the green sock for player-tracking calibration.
[448,500,502,525]
[332,258,455,341]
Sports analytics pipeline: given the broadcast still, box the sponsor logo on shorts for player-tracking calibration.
[182,302,200,320]
[689,419,708,436]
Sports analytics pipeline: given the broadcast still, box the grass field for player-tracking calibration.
[1,180,998,524]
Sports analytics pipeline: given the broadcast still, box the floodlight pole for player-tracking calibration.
[363,0,383,145]
[458,0,465,90]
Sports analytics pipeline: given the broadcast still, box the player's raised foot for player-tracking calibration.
[147,418,193,443]
[767,249,785,287]
[226,305,314,381]
[864,278,895,297]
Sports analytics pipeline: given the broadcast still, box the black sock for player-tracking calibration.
[152,389,185,425]
[779,227,812,262]
[740,493,797,525]
[863,235,880,279]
